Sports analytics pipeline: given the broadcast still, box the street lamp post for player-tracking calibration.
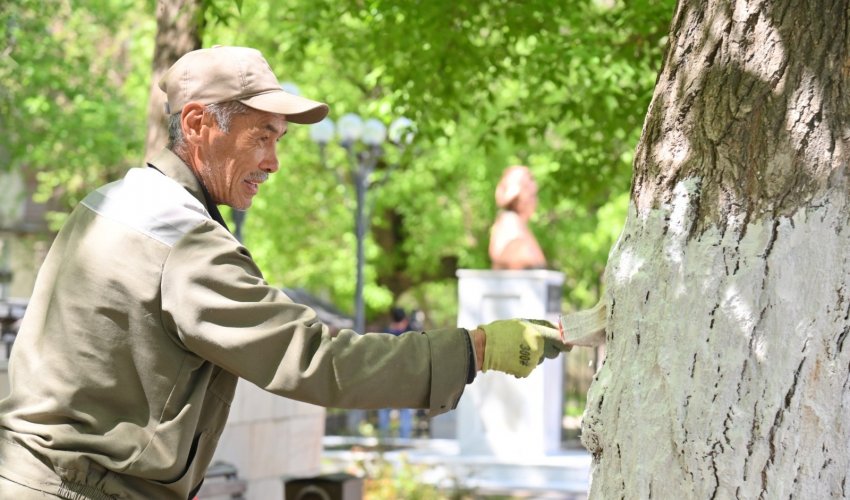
[231,209,246,243]
[0,168,25,302]
[310,114,414,334]
[0,168,26,358]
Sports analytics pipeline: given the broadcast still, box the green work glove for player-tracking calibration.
[479,318,570,378]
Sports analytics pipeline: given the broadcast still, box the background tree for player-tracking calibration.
[582,0,850,497]
[0,0,149,226]
[143,0,203,159]
[204,0,676,325]
[2,0,677,329]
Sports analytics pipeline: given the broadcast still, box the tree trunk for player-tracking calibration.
[582,0,850,498]
[143,0,202,161]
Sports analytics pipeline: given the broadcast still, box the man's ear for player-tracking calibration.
[181,102,206,146]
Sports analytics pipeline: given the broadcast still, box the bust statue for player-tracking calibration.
[488,166,547,270]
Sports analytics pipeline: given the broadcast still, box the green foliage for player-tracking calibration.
[3,0,676,322]
[362,454,446,500]
[344,451,474,500]
[1,0,152,226]
[212,0,676,316]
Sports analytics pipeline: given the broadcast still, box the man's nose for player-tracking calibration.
[262,147,279,173]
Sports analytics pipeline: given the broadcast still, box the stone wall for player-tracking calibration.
[213,380,325,499]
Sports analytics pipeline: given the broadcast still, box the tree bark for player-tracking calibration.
[143,0,202,161]
[582,0,850,498]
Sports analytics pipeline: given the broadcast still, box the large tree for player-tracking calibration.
[0,0,147,221]
[582,0,849,497]
[143,0,203,159]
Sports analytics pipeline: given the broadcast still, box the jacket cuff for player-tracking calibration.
[423,327,472,416]
[461,328,477,384]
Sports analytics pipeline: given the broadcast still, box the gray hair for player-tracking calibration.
[167,101,252,152]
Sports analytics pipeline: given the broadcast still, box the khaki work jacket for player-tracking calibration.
[0,150,472,499]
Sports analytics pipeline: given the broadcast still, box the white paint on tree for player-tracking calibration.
[580,0,850,496]
[582,178,849,498]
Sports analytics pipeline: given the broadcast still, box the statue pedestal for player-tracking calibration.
[455,269,564,457]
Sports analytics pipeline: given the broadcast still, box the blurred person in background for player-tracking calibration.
[378,307,415,439]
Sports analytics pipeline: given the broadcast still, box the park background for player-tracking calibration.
[0,0,677,497]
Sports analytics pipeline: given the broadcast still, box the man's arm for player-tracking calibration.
[161,222,472,415]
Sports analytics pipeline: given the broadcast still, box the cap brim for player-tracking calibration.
[240,90,329,124]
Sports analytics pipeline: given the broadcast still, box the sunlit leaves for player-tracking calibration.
[5,0,676,323]
[1,0,152,226]
[203,0,677,317]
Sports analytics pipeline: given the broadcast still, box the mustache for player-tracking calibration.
[245,172,269,183]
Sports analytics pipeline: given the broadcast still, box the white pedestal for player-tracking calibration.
[455,269,564,458]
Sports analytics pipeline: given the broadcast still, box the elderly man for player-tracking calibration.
[0,46,568,499]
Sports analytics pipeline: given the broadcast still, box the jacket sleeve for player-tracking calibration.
[160,221,470,414]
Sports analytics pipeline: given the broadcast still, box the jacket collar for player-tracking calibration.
[146,148,230,230]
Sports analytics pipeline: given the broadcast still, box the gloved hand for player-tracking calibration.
[478,318,571,378]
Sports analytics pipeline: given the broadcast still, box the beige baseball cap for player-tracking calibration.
[159,46,329,124]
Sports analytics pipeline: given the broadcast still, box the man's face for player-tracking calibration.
[196,107,287,209]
